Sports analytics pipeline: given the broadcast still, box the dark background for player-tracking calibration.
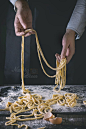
[0,0,86,85]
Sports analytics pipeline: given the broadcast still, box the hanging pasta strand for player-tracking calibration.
[21,35,30,93]
[24,29,66,92]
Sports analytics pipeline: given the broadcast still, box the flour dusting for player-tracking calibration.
[0,85,86,113]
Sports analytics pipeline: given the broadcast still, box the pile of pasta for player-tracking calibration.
[0,29,78,129]
[4,92,77,129]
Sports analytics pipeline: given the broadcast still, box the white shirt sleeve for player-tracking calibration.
[66,0,86,39]
[9,0,18,6]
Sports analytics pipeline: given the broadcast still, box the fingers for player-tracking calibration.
[57,32,75,64]
[24,30,35,37]
[15,27,25,36]
[18,15,34,37]
[66,53,73,64]
[55,53,61,63]
[61,30,75,63]
[61,38,68,60]
[14,16,25,36]
[18,15,29,30]
[66,45,75,64]
[61,44,75,64]
[14,16,34,37]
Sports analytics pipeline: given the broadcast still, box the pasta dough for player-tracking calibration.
[4,93,77,129]
[83,101,86,105]
[0,29,78,129]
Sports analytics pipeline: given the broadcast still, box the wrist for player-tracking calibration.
[15,0,29,10]
[66,29,75,37]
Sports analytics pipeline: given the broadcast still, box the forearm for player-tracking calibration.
[67,0,86,39]
[9,0,29,11]
[15,0,29,11]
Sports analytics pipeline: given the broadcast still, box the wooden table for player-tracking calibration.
[0,85,86,129]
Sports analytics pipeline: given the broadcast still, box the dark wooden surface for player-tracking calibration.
[0,85,86,129]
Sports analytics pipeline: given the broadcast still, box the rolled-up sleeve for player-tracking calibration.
[67,0,86,39]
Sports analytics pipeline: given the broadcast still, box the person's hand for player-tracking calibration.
[14,0,34,37]
[55,29,75,64]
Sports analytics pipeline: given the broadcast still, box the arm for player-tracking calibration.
[56,0,86,63]
[67,0,86,39]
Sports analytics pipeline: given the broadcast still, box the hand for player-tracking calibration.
[55,29,75,64]
[14,0,34,37]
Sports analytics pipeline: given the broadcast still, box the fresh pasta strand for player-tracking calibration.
[83,101,86,105]
[24,29,66,92]
[21,35,30,94]
[0,29,78,129]
[4,93,77,129]
[37,127,45,129]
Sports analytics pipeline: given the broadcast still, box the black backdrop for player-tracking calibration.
[0,0,86,85]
